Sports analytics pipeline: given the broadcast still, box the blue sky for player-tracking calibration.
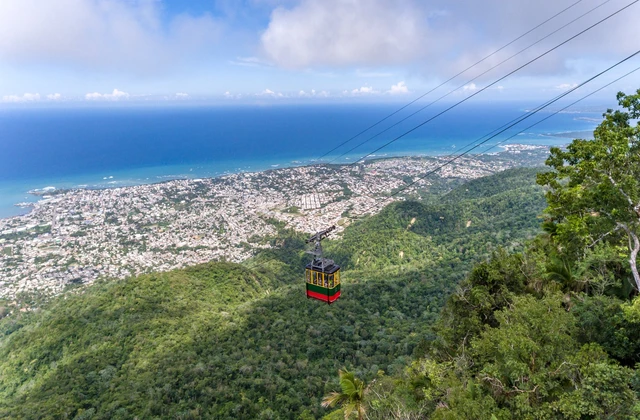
[1,0,639,105]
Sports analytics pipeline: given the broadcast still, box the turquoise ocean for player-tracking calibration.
[0,102,604,218]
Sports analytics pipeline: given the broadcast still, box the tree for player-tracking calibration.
[424,295,638,419]
[322,369,368,420]
[537,89,640,291]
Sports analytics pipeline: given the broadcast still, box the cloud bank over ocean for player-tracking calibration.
[0,0,638,102]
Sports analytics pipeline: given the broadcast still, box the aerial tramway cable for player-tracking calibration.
[475,64,640,156]
[304,0,624,216]
[314,0,587,162]
[266,1,640,299]
[305,55,640,304]
[297,52,640,303]
[367,50,640,206]
[402,57,638,175]
[303,1,638,242]
[327,0,615,165]
[345,0,639,168]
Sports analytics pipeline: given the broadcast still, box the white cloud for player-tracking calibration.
[257,89,285,98]
[46,93,62,100]
[262,0,640,83]
[2,93,40,103]
[387,81,409,95]
[85,89,130,101]
[239,56,263,65]
[555,83,578,91]
[223,91,244,99]
[0,0,222,74]
[299,89,329,98]
[2,95,20,103]
[175,92,189,98]
[463,83,477,92]
[229,56,273,67]
[422,0,640,79]
[351,86,378,95]
[24,93,41,101]
[262,0,434,68]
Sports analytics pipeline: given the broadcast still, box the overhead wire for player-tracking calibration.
[314,0,588,162]
[379,50,640,205]
[295,52,638,301]
[304,0,625,227]
[328,0,615,165]
[344,0,639,168]
[480,67,640,158]
[474,64,640,156]
[249,2,640,279]
[401,61,614,170]
[323,55,640,270]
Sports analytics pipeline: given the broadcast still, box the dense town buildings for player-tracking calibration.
[0,147,547,300]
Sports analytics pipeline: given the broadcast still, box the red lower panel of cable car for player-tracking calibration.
[306,283,341,304]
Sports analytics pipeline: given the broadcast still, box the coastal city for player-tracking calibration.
[0,145,548,301]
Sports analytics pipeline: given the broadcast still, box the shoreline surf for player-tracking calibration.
[0,141,559,220]
[0,103,601,219]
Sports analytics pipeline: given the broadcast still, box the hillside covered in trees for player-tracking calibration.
[0,90,639,419]
[0,166,545,419]
[323,90,640,419]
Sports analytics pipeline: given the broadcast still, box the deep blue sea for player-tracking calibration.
[0,102,604,218]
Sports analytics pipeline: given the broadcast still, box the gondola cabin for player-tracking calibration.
[305,225,341,304]
[305,258,341,304]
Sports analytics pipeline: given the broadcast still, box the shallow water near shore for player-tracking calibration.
[0,102,601,218]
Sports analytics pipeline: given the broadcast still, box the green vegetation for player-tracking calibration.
[284,205,301,214]
[0,224,51,241]
[330,167,544,280]
[0,91,638,419]
[33,253,59,265]
[537,90,640,290]
[322,369,367,420]
[0,166,545,419]
[324,90,640,419]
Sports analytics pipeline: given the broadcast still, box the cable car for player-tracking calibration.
[305,226,341,304]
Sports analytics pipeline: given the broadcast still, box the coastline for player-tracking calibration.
[0,101,601,219]
[0,139,566,221]
[0,144,551,301]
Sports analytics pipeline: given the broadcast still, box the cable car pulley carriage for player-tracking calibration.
[305,225,341,304]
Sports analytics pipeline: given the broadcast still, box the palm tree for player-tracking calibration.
[546,256,579,290]
[322,369,367,420]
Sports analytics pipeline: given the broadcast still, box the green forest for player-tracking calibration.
[1,90,639,419]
